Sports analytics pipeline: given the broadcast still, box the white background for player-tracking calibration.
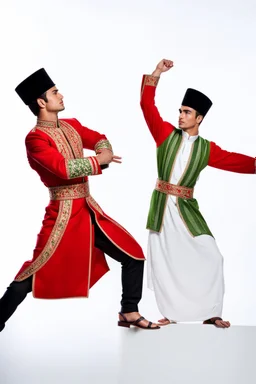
[0,0,256,382]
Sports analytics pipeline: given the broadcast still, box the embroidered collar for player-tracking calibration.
[36,119,60,128]
[182,130,199,143]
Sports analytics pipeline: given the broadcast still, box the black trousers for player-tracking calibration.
[0,218,144,332]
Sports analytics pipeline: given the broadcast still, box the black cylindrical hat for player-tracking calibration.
[181,88,212,116]
[15,68,55,105]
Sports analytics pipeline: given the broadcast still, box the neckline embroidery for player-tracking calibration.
[36,119,59,128]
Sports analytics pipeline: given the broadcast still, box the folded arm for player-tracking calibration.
[26,131,102,179]
[63,118,113,154]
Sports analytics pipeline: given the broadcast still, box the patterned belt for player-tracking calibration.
[155,179,194,199]
[49,182,90,201]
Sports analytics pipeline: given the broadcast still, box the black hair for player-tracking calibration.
[195,110,203,125]
[28,92,48,116]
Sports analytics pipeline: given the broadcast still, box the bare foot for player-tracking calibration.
[120,312,160,329]
[157,318,176,326]
[214,320,231,328]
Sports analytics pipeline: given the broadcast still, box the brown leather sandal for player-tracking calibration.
[118,312,160,330]
[203,317,222,325]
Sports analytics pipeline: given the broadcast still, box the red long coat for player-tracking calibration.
[15,118,145,299]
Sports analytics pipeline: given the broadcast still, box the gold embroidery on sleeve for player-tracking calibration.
[144,75,160,87]
[95,139,113,154]
[67,158,93,179]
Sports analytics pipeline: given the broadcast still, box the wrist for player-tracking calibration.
[96,155,102,165]
[152,69,162,77]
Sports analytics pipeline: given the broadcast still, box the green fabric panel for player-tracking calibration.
[177,137,212,236]
[146,190,167,231]
[177,198,213,237]
[179,137,210,187]
[147,129,182,232]
[146,129,212,236]
[157,129,182,180]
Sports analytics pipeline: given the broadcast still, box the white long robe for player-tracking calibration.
[147,131,225,321]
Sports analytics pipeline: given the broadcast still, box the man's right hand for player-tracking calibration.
[152,59,174,77]
[96,150,122,165]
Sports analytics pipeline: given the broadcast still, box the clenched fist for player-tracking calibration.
[152,59,174,77]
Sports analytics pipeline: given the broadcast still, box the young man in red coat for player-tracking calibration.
[0,68,159,332]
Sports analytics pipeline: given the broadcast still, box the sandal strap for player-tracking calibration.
[147,321,152,328]
[203,317,222,325]
[118,312,128,322]
[133,316,145,325]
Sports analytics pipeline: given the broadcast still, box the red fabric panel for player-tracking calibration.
[208,141,255,174]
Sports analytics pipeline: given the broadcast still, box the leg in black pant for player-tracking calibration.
[93,218,159,329]
[94,222,144,313]
[0,276,32,332]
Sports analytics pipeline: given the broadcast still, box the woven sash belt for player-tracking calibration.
[155,179,194,199]
[49,182,90,201]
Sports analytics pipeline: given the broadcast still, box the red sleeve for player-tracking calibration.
[208,141,256,174]
[62,118,109,151]
[140,75,175,147]
[26,130,102,179]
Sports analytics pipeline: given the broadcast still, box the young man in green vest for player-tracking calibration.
[141,59,256,328]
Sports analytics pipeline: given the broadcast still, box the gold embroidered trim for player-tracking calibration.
[144,75,160,87]
[140,74,160,102]
[67,157,99,179]
[87,197,143,260]
[35,126,74,159]
[35,120,84,160]
[49,182,90,200]
[60,120,84,158]
[95,139,113,154]
[87,216,93,296]
[155,179,194,199]
[86,196,104,215]
[93,215,143,261]
[36,119,58,128]
[15,200,72,281]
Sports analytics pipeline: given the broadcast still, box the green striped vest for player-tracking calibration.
[147,128,213,237]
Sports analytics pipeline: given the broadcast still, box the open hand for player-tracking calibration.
[97,149,122,165]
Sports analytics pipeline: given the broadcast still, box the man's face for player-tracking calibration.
[45,86,65,112]
[178,106,201,130]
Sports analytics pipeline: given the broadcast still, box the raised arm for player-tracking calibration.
[140,59,175,147]
[208,141,256,174]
